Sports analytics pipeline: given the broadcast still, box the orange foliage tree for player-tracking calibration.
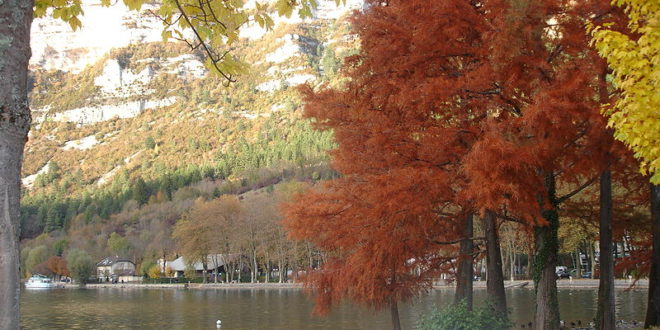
[285,0,651,329]
[284,0,494,328]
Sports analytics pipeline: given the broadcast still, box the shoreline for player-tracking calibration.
[56,278,649,290]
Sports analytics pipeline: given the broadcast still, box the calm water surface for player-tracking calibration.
[21,287,647,329]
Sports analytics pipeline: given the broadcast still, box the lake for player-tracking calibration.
[21,287,647,329]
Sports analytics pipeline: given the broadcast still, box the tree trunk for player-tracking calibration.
[575,249,582,278]
[589,243,597,279]
[527,249,533,280]
[483,210,507,317]
[0,1,33,329]
[510,248,516,281]
[645,184,660,327]
[533,174,560,330]
[162,251,167,274]
[455,213,474,310]
[390,299,401,330]
[252,250,258,283]
[597,170,615,329]
[265,252,270,283]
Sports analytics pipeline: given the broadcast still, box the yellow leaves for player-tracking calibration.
[274,0,295,18]
[122,0,144,11]
[591,0,660,183]
[161,30,173,43]
[34,0,85,30]
[67,16,82,31]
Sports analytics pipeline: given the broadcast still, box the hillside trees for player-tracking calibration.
[2,0,326,326]
[108,232,131,257]
[172,196,241,283]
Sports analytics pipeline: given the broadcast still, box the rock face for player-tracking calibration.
[23,0,362,187]
[30,1,363,73]
[30,3,163,73]
[94,59,154,97]
[49,97,177,125]
[313,0,365,19]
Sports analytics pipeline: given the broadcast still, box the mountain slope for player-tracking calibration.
[21,1,361,238]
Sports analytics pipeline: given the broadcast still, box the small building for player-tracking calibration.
[159,254,231,278]
[96,257,137,282]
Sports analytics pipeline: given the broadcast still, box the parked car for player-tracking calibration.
[556,270,571,279]
[569,269,592,279]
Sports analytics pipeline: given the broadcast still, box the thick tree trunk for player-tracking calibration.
[390,298,401,330]
[597,170,615,329]
[0,1,33,329]
[483,210,507,317]
[645,184,660,327]
[455,213,474,310]
[533,174,560,330]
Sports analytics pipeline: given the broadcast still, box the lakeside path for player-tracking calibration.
[435,279,649,289]
[467,279,649,289]
[62,278,649,290]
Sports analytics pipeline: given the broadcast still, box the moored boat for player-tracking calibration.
[25,274,55,289]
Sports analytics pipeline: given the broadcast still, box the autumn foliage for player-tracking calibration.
[283,0,653,328]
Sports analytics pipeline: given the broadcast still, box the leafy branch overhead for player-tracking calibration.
[33,0,343,82]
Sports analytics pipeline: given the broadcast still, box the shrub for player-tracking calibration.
[147,265,162,279]
[66,249,95,286]
[418,300,511,330]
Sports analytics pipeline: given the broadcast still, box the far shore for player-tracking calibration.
[55,278,648,290]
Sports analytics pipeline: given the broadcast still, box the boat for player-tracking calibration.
[25,274,55,289]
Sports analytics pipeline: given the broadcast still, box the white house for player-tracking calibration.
[159,254,233,278]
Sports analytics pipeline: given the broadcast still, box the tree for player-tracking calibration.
[25,245,48,276]
[284,1,496,328]
[46,256,69,279]
[590,0,659,184]
[172,196,241,283]
[66,249,95,286]
[132,177,150,206]
[53,238,68,256]
[108,232,130,257]
[236,193,271,283]
[0,1,33,328]
[454,213,474,310]
[457,2,633,328]
[147,264,161,279]
[590,1,660,325]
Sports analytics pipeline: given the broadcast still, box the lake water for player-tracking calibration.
[21,287,647,329]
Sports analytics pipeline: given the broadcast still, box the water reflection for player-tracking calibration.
[21,287,647,329]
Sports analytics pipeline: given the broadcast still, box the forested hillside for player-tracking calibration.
[19,2,359,278]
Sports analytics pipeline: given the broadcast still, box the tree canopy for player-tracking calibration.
[590,0,660,183]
